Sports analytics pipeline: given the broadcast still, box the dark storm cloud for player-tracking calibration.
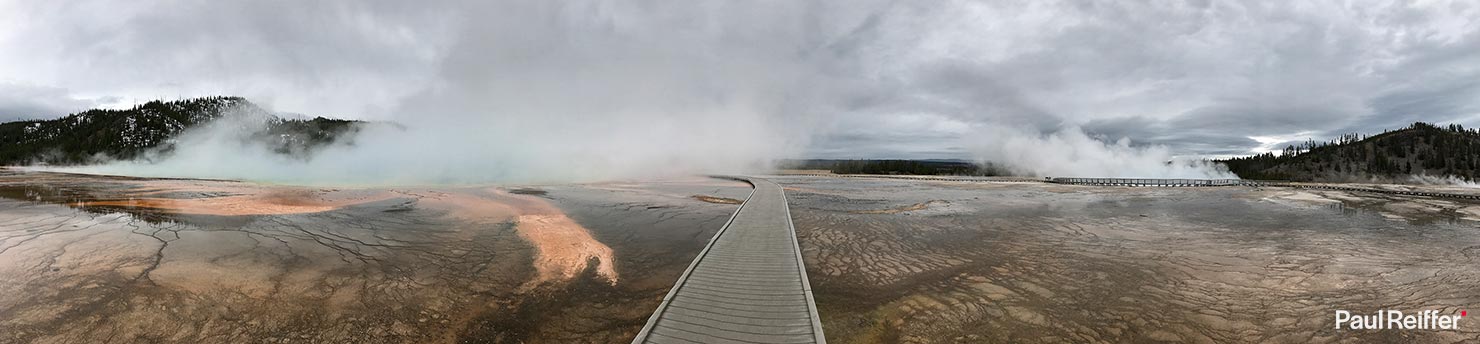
[1335,29,1480,135]
[3,0,1480,164]
[1356,80,1480,132]
[843,1,1480,159]
[1080,116,1260,156]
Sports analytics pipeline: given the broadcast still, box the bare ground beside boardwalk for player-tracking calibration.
[0,170,748,343]
[9,169,1480,343]
[780,175,1480,343]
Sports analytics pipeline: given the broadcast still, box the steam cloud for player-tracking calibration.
[1407,174,1480,189]
[46,1,1264,183]
[967,126,1236,179]
[61,2,846,185]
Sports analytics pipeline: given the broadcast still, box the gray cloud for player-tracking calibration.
[0,1,455,119]
[5,0,1480,179]
[0,83,107,122]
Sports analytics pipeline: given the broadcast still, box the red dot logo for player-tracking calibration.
[1462,310,1468,317]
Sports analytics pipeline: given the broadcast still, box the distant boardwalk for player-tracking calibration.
[1049,177,1480,200]
[633,177,825,344]
[1048,177,1242,187]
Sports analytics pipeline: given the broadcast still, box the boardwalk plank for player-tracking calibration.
[633,177,826,344]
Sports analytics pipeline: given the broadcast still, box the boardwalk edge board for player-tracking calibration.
[633,176,827,344]
[781,183,828,344]
[631,177,757,343]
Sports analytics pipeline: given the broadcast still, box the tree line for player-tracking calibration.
[1219,122,1480,181]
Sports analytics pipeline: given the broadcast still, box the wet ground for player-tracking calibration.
[9,170,1480,343]
[0,169,749,343]
[776,175,1480,343]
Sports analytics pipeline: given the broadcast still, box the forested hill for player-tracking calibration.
[1219,122,1480,182]
[0,96,362,165]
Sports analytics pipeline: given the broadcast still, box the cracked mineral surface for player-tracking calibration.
[12,169,1480,343]
[0,169,749,343]
[776,175,1480,344]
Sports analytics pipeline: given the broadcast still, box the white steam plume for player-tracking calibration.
[1406,174,1480,188]
[64,2,865,185]
[47,2,1242,183]
[967,126,1236,179]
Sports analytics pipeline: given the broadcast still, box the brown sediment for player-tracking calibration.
[0,170,743,343]
[71,189,395,216]
[410,191,520,221]
[782,186,854,199]
[678,178,759,188]
[851,200,948,214]
[513,213,618,286]
[585,177,750,198]
[410,188,618,287]
[781,176,1480,343]
[691,195,743,204]
[0,172,398,216]
[8,170,619,288]
[508,188,548,196]
[1262,188,1480,223]
[782,186,824,193]
[499,189,618,287]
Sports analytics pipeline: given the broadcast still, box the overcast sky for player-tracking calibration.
[3,0,1479,159]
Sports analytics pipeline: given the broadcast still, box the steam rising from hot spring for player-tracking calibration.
[54,2,1237,184]
[70,108,1236,184]
[67,102,795,185]
[968,126,1237,179]
[66,2,827,185]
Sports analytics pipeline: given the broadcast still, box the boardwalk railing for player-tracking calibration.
[1046,177,1480,200]
[1047,177,1242,187]
[782,173,1044,183]
[1241,182,1480,200]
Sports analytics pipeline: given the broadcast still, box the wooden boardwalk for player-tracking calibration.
[1049,177,1480,200]
[632,177,825,344]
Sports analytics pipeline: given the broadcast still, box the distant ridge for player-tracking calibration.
[0,96,362,165]
[1219,122,1480,182]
